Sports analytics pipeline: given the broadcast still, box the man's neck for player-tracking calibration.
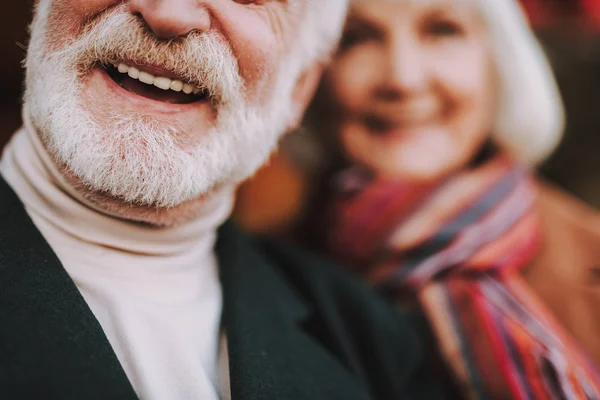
[0,116,235,255]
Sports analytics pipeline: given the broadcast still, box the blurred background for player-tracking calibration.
[1,0,600,234]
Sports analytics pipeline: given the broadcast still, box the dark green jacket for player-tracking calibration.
[0,177,445,400]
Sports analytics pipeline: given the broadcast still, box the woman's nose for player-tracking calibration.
[129,0,211,39]
[384,38,428,96]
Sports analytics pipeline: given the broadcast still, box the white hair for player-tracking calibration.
[458,0,565,163]
[296,0,350,69]
[275,0,350,107]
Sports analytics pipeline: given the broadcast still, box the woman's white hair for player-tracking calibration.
[286,0,350,77]
[307,1,350,63]
[469,0,565,163]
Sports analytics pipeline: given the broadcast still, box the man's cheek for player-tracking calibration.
[219,11,282,98]
[67,0,120,15]
[44,0,118,49]
[235,38,288,106]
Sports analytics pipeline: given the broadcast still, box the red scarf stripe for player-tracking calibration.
[469,289,530,399]
[494,230,541,276]
[330,182,434,266]
[504,316,549,399]
[467,212,539,271]
[509,323,549,399]
[403,177,534,287]
[387,161,512,254]
[443,280,491,397]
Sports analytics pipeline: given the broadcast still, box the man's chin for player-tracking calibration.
[61,165,229,227]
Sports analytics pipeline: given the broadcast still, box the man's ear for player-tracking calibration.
[285,62,326,132]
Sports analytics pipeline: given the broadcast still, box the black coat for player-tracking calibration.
[0,177,446,400]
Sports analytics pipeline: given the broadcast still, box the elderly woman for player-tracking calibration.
[300,0,600,398]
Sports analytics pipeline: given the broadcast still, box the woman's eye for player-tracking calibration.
[340,31,368,49]
[339,29,380,51]
[425,20,464,37]
[233,0,266,4]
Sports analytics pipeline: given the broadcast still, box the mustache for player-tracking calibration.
[53,5,243,105]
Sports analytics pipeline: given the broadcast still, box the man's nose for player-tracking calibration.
[129,0,211,39]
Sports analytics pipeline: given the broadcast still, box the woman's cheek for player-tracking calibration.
[328,53,381,113]
[434,43,492,109]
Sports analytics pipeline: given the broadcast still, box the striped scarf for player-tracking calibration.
[325,156,600,399]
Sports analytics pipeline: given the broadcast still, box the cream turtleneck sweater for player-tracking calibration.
[0,115,234,400]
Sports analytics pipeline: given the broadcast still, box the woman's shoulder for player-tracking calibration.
[538,181,600,247]
[525,181,600,365]
[527,180,600,302]
[529,180,600,295]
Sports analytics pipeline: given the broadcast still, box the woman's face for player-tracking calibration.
[325,0,495,180]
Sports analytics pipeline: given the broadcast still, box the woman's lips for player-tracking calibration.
[363,113,438,136]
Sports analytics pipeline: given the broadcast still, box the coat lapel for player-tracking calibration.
[217,222,373,400]
[0,177,138,400]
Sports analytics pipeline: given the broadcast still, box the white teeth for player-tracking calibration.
[153,77,171,91]
[170,80,183,92]
[112,63,200,96]
[138,71,155,85]
[128,67,140,80]
[182,83,194,95]
[117,63,129,74]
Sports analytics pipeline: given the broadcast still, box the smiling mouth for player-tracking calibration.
[363,114,436,136]
[103,62,211,105]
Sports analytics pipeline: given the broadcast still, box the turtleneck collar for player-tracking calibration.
[0,109,235,259]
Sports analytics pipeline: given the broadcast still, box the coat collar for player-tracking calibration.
[217,222,373,399]
[0,176,371,400]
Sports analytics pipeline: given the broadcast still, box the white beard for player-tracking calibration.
[24,2,296,208]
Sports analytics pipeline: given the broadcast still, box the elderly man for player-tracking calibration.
[0,1,444,399]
